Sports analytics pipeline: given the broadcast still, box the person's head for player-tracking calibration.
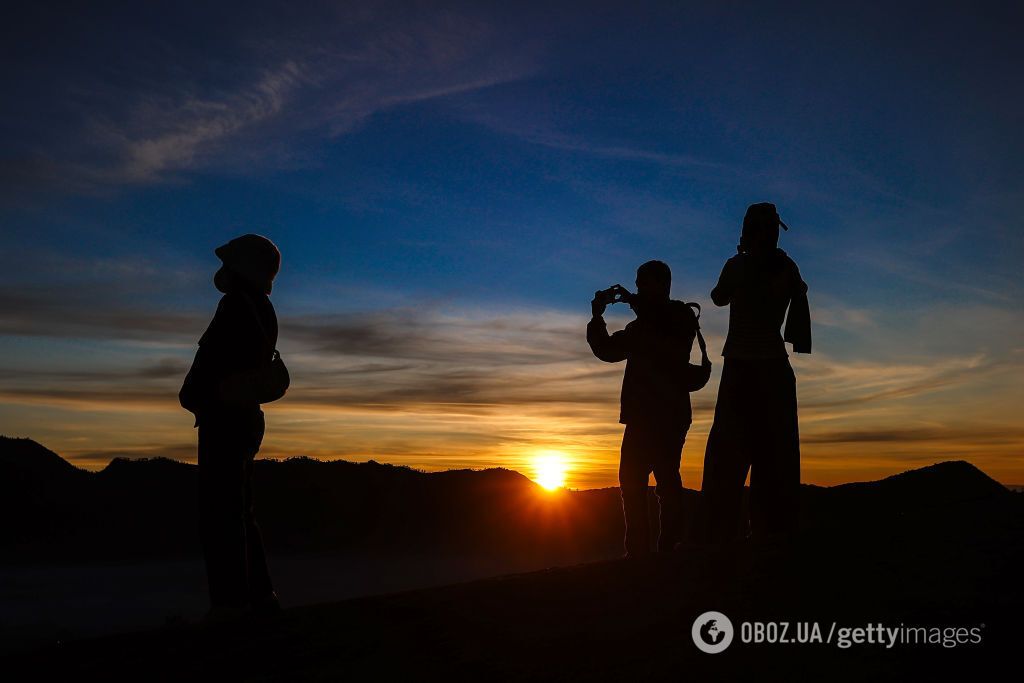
[635,260,671,301]
[213,234,281,295]
[740,202,788,254]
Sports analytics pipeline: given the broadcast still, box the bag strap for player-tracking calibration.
[236,291,277,359]
[685,302,710,366]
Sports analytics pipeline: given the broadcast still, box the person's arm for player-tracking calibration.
[710,257,740,306]
[587,292,629,362]
[784,260,812,353]
[789,260,808,299]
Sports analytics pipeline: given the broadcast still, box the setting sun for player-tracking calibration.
[533,451,569,490]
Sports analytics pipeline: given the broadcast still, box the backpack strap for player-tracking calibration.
[685,302,710,366]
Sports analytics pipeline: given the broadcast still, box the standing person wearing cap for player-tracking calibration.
[588,260,712,558]
[179,234,284,618]
[700,203,811,545]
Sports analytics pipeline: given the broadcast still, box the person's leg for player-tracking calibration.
[242,413,275,605]
[701,359,753,544]
[652,427,686,552]
[619,424,653,557]
[243,460,276,604]
[198,423,248,609]
[750,360,801,539]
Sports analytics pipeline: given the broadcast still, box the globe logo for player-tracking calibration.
[691,611,734,653]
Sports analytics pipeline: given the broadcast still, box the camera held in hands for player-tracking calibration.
[595,284,635,306]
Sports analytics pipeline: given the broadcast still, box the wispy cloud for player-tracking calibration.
[8,8,539,192]
[802,426,1024,446]
[0,286,205,342]
[511,130,729,171]
[85,61,306,185]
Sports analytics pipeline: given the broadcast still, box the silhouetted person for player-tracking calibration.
[588,261,711,558]
[179,234,284,619]
[701,203,811,544]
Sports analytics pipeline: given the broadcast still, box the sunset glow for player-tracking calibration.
[533,451,569,490]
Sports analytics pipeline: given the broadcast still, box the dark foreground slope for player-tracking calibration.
[4,531,1019,680]
[4,460,1021,681]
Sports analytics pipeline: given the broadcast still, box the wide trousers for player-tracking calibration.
[197,411,274,608]
[701,357,800,542]
[619,422,687,555]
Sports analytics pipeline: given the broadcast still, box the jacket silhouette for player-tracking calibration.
[589,297,702,427]
[588,260,710,557]
[701,203,810,543]
[180,234,282,616]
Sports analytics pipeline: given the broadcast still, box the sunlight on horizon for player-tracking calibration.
[532,450,569,490]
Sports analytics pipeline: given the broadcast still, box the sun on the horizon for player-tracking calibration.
[533,450,569,490]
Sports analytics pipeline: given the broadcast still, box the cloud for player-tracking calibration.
[462,104,733,175]
[802,426,1024,446]
[2,268,1021,419]
[811,297,878,333]
[510,130,728,171]
[0,286,205,342]
[7,7,539,192]
[797,354,988,410]
[2,357,189,383]
[88,61,306,185]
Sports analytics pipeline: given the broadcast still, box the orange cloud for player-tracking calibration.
[2,303,1022,488]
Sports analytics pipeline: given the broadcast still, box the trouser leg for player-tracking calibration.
[243,455,274,601]
[701,360,752,543]
[619,424,652,557]
[198,412,266,609]
[750,360,801,539]
[198,427,248,608]
[652,428,686,552]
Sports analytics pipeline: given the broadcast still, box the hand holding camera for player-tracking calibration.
[591,284,634,318]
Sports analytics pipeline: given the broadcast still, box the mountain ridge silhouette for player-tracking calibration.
[1,435,1014,565]
[2,435,1008,493]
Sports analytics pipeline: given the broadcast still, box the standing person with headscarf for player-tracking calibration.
[179,234,286,619]
[701,203,811,544]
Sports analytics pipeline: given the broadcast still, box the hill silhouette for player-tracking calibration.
[1,436,1016,564]
[0,436,86,481]
[828,459,1008,503]
[0,436,630,564]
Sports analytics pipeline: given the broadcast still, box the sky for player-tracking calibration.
[1,1,1022,488]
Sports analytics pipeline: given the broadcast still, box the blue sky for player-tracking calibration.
[1,1,1022,486]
